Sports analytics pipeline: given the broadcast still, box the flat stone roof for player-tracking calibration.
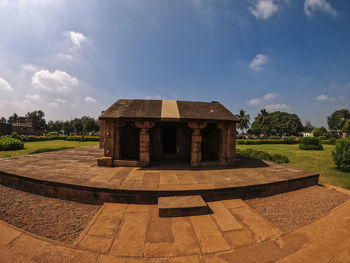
[99,99,239,122]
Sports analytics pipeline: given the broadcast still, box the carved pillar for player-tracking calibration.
[218,122,227,163]
[188,122,207,167]
[97,119,115,166]
[135,121,155,167]
[218,122,237,164]
[99,119,105,149]
[226,122,236,161]
[114,121,126,160]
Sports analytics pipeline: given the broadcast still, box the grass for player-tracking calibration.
[237,144,350,190]
[0,140,98,158]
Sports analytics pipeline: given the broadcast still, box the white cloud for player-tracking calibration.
[84,96,96,103]
[48,102,59,108]
[264,103,290,111]
[248,98,262,106]
[32,69,78,93]
[248,92,279,106]
[58,53,73,60]
[250,0,279,20]
[263,92,278,100]
[315,94,329,101]
[25,94,41,101]
[55,98,67,104]
[66,31,86,47]
[0,77,13,91]
[304,0,337,17]
[21,64,38,72]
[250,54,269,71]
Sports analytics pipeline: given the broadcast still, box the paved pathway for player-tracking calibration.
[1,197,350,262]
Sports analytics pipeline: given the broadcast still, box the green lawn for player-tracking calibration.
[0,140,98,158]
[237,144,350,190]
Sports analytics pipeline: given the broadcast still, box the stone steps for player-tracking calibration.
[158,195,210,217]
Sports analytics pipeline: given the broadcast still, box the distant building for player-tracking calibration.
[98,99,239,168]
[0,117,43,136]
[302,132,313,137]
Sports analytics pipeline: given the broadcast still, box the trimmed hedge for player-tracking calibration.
[332,138,350,172]
[237,148,289,163]
[13,135,99,142]
[0,137,24,151]
[299,137,323,150]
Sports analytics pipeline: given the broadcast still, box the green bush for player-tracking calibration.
[283,136,297,144]
[299,144,323,150]
[269,136,280,140]
[330,138,337,145]
[10,132,21,140]
[0,137,24,151]
[237,139,285,145]
[319,135,328,140]
[237,148,289,163]
[299,137,323,150]
[332,138,350,172]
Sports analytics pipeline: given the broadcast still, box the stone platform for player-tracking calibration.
[0,146,319,204]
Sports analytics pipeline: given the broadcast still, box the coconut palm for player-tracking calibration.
[236,109,250,133]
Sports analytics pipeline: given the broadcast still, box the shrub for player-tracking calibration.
[299,137,323,150]
[283,136,297,144]
[10,132,22,140]
[237,148,289,163]
[319,135,328,140]
[332,138,350,172]
[330,138,337,145]
[269,136,280,140]
[0,137,24,151]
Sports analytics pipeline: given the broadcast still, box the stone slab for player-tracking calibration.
[158,195,209,217]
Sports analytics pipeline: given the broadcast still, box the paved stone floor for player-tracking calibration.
[0,146,315,191]
[1,196,350,262]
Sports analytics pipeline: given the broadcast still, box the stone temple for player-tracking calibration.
[98,99,239,167]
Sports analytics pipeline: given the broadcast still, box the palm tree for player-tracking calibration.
[236,109,250,134]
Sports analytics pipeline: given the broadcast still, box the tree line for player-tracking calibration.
[235,108,350,137]
[1,110,99,135]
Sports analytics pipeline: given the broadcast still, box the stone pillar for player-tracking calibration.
[188,122,207,167]
[114,121,126,160]
[99,119,105,149]
[218,122,227,163]
[218,122,237,165]
[97,119,114,166]
[135,121,155,167]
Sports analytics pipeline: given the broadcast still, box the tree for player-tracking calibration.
[250,109,269,136]
[313,127,328,137]
[0,117,6,123]
[8,113,18,124]
[83,117,99,134]
[327,109,350,130]
[72,118,83,135]
[304,121,315,133]
[26,110,47,134]
[251,111,303,136]
[63,121,73,135]
[236,109,250,133]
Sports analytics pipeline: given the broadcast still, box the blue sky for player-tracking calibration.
[0,0,349,127]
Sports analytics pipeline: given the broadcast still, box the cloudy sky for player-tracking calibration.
[0,0,349,126]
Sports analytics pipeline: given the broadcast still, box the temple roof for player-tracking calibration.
[99,99,238,122]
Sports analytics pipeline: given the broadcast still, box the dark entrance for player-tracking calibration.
[120,122,139,160]
[163,128,176,154]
